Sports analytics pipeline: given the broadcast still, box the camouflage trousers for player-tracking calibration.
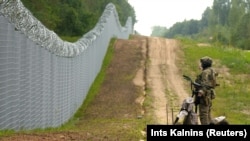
[198,99,212,125]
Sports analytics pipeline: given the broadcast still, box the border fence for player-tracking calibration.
[0,0,132,130]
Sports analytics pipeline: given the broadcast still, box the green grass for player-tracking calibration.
[179,38,250,124]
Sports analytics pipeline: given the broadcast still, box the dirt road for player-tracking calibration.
[146,37,189,124]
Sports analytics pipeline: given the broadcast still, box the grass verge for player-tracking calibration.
[179,38,250,124]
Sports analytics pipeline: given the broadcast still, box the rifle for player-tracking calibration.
[183,75,215,89]
[183,75,220,113]
[182,75,213,113]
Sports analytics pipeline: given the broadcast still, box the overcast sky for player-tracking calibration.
[128,0,214,36]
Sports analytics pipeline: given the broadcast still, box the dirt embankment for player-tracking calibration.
[0,35,189,140]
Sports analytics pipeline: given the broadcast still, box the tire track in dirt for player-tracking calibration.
[147,37,189,125]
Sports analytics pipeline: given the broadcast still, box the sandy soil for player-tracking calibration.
[146,37,189,124]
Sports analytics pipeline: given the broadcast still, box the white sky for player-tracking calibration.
[128,0,214,36]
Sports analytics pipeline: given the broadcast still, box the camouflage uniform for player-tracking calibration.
[195,56,215,125]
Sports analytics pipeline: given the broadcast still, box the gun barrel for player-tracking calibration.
[183,75,215,89]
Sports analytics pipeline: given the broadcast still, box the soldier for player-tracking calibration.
[195,56,218,125]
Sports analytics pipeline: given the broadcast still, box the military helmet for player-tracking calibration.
[200,56,212,68]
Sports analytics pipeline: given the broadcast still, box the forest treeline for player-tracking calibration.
[151,0,250,50]
[21,0,136,38]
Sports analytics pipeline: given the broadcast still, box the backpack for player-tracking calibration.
[209,68,218,88]
[209,68,218,99]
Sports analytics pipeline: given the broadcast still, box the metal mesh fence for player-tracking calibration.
[0,0,132,130]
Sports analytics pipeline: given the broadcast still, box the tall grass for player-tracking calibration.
[179,38,250,124]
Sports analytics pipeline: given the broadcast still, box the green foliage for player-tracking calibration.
[180,38,250,124]
[158,0,250,50]
[60,36,81,42]
[20,0,136,39]
[151,26,168,37]
[163,20,201,38]
[212,0,230,25]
